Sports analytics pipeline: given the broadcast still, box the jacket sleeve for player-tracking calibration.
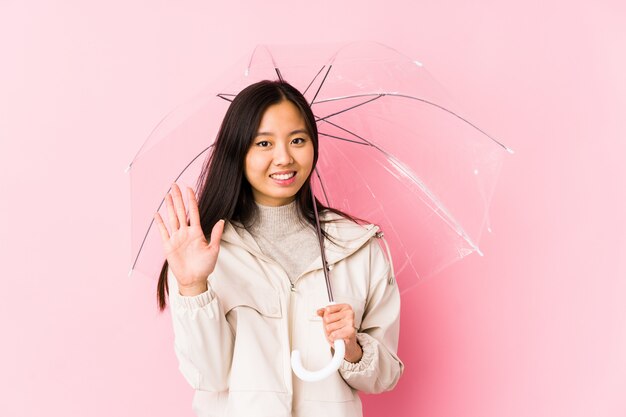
[167,267,234,391]
[338,236,404,394]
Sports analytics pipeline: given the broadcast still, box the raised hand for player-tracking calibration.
[153,183,225,296]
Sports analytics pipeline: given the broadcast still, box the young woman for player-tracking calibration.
[153,80,404,417]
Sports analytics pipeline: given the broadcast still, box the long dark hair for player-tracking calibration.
[156,79,366,311]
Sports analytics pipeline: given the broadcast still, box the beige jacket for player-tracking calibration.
[167,211,404,417]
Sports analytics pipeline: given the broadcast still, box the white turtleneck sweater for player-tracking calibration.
[246,199,322,284]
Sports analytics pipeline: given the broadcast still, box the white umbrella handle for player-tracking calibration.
[291,338,345,382]
[291,301,346,382]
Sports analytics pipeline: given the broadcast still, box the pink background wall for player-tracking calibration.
[1,1,624,416]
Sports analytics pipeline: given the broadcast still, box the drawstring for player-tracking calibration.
[375,231,396,285]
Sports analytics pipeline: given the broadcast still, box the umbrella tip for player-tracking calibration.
[413,60,423,67]
[128,268,134,277]
[505,146,515,155]
[124,163,132,173]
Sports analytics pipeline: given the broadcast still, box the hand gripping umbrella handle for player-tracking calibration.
[291,301,345,382]
[293,188,345,381]
[291,339,345,382]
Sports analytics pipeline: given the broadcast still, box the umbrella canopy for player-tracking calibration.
[126,40,511,294]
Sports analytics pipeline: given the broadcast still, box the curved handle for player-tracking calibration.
[291,338,345,382]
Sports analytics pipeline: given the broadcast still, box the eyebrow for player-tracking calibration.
[255,129,309,137]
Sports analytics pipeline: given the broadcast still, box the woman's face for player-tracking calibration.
[244,99,314,207]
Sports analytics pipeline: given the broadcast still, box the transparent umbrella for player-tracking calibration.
[126,39,512,380]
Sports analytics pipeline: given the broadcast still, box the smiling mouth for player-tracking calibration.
[270,172,296,180]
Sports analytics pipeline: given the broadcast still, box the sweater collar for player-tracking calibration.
[221,209,380,268]
[247,199,307,240]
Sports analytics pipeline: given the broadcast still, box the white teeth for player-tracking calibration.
[271,172,295,180]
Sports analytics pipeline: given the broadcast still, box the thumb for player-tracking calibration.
[209,219,225,245]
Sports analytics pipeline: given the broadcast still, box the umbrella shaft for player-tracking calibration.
[311,185,334,303]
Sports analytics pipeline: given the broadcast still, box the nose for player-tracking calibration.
[273,142,294,166]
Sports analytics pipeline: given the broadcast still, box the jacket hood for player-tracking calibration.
[219,210,380,270]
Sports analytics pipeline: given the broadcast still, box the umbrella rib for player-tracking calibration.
[217,93,235,102]
[319,118,482,254]
[313,167,331,206]
[275,67,284,82]
[315,94,384,122]
[303,65,328,97]
[217,62,327,104]
[129,144,215,274]
[245,44,263,76]
[318,131,370,146]
[386,156,482,255]
[245,44,284,80]
[318,118,375,146]
[317,93,512,153]
[310,65,333,107]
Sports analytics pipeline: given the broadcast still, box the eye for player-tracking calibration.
[292,137,306,144]
[255,140,271,147]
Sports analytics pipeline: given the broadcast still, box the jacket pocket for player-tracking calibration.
[218,284,282,318]
[214,284,286,393]
[303,294,365,402]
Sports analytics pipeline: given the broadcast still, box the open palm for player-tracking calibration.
[153,183,224,291]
